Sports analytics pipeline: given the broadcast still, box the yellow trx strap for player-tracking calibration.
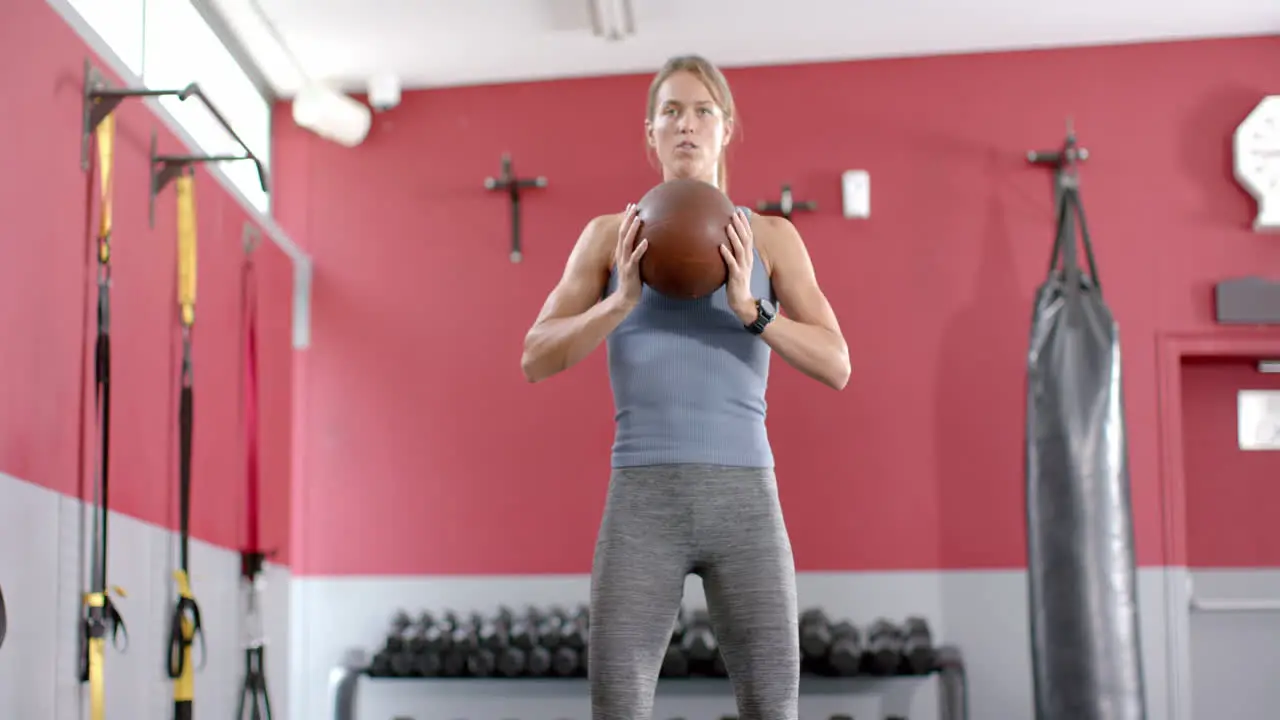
[167,168,204,720]
[176,171,197,328]
[83,108,128,720]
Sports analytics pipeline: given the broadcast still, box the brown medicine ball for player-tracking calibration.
[635,178,736,300]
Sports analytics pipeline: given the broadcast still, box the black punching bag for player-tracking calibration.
[1025,169,1147,720]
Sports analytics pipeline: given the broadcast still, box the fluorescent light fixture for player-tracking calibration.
[291,83,372,148]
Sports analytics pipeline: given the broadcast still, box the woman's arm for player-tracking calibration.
[521,214,633,383]
[737,216,850,390]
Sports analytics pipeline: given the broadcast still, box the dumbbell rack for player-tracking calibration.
[328,646,968,720]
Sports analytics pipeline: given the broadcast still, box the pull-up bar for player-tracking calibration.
[80,59,269,196]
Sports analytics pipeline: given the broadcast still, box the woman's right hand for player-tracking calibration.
[614,204,648,306]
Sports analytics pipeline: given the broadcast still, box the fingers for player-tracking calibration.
[719,243,742,276]
[732,209,753,252]
[629,238,649,264]
[617,204,639,251]
[726,221,746,261]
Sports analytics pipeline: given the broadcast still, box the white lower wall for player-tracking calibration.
[9,463,1280,720]
[1186,569,1280,720]
[291,569,1180,720]
[0,471,291,720]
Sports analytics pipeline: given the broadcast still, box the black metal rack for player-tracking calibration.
[328,645,968,720]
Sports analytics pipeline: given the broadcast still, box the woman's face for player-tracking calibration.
[647,71,732,183]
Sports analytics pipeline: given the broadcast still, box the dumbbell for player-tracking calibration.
[494,605,516,627]
[660,644,689,677]
[661,609,690,677]
[526,642,553,676]
[476,615,509,652]
[679,609,717,670]
[380,611,417,677]
[407,612,446,653]
[366,611,406,676]
[508,610,540,651]
[900,616,934,675]
[826,620,863,676]
[494,645,526,677]
[433,610,468,676]
[382,611,412,653]
[551,646,582,676]
[562,609,588,652]
[403,613,445,677]
[864,619,904,675]
[533,607,565,648]
[466,645,497,677]
[450,615,480,654]
[799,608,833,662]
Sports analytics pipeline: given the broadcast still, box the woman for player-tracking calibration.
[521,54,850,720]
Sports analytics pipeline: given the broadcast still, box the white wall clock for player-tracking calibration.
[1234,95,1280,232]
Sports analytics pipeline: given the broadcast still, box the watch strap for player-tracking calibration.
[745,299,774,335]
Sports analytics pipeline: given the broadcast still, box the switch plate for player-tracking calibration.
[842,170,870,219]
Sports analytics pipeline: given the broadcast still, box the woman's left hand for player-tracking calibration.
[720,208,758,325]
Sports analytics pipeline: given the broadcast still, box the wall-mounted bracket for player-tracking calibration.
[84,59,269,215]
[1027,117,1089,210]
[484,153,547,263]
[149,131,257,228]
[1028,117,1091,260]
[756,183,816,220]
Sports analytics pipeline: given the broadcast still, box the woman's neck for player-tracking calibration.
[663,167,719,189]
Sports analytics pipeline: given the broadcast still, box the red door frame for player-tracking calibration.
[1156,328,1280,567]
[1155,328,1280,720]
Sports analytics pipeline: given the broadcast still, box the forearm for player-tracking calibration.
[757,316,850,390]
[521,292,634,382]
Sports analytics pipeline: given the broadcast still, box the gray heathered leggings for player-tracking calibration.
[589,464,800,720]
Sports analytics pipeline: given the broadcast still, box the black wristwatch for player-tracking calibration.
[744,298,777,335]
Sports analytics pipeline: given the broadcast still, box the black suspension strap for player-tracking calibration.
[237,225,273,720]
[166,166,205,720]
[80,106,129,720]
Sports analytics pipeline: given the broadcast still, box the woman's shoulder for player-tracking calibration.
[745,211,794,274]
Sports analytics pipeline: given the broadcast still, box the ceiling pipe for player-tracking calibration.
[245,0,372,147]
[587,0,635,41]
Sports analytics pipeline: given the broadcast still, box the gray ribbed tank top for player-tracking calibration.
[603,207,776,469]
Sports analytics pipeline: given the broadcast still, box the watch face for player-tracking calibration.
[760,298,777,317]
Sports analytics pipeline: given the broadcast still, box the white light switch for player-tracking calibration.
[842,170,870,219]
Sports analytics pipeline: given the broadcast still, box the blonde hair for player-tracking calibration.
[646,55,738,193]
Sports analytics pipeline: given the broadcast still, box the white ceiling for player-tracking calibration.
[209,0,1280,98]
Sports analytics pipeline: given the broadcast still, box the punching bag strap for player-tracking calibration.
[1046,172,1102,296]
[1070,184,1101,294]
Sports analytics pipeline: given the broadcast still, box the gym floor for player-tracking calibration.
[1,1,1279,719]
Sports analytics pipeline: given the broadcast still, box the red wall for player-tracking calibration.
[0,0,295,563]
[1183,358,1280,568]
[273,35,1280,577]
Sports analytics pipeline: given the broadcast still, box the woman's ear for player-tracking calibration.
[644,119,656,149]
